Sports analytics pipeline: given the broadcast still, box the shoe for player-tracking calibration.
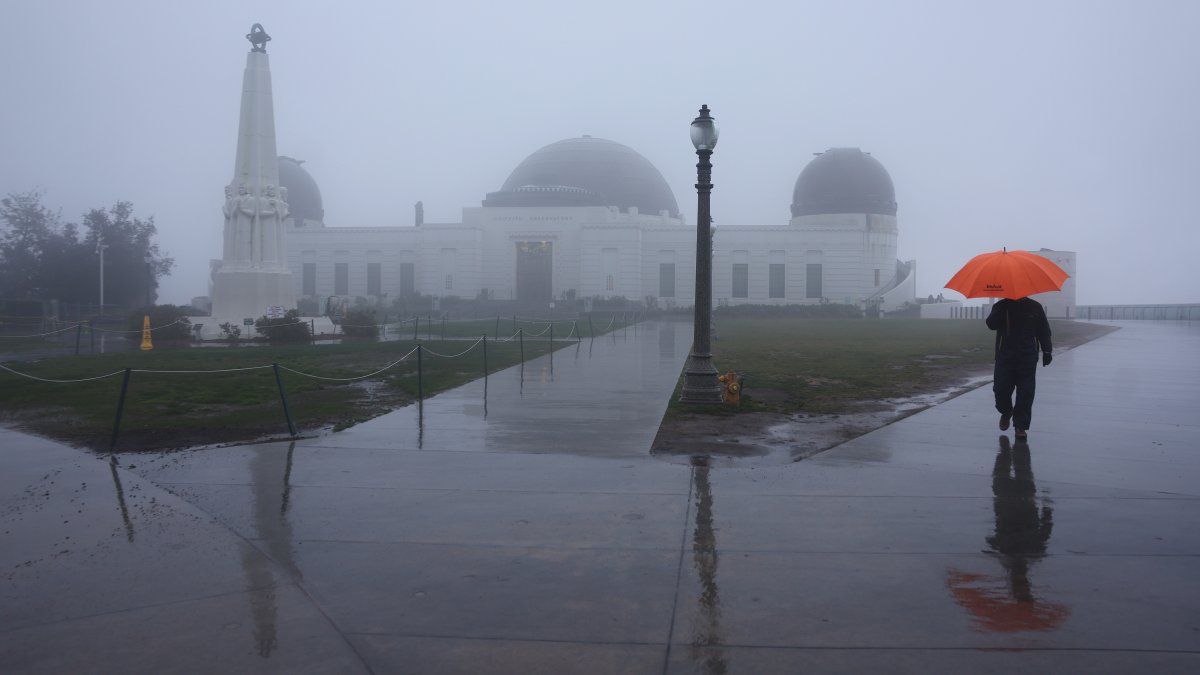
[1015,428,1028,440]
[999,414,1011,431]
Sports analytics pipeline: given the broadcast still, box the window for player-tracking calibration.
[399,262,415,296]
[302,263,316,296]
[769,264,785,298]
[601,248,618,294]
[806,264,823,299]
[874,268,881,287]
[440,248,456,293]
[367,262,381,296]
[334,262,349,295]
[732,263,749,298]
[659,263,675,298]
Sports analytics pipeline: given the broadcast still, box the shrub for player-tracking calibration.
[713,303,864,319]
[296,296,320,316]
[255,309,310,343]
[218,322,241,343]
[340,308,379,338]
[124,305,193,342]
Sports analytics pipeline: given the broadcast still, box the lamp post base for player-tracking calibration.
[680,352,723,404]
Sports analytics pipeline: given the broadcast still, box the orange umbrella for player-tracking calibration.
[945,249,1069,300]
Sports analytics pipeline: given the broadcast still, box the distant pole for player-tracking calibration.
[97,239,107,317]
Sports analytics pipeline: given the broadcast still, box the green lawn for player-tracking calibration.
[0,336,559,452]
[668,318,1113,416]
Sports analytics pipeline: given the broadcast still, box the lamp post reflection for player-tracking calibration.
[946,437,1069,632]
[688,456,727,673]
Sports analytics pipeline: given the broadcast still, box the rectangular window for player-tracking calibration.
[874,268,881,287]
[302,263,316,296]
[769,264,785,298]
[659,263,675,298]
[732,263,749,298]
[367,262,381,296]
[334,262,349,295]
[399,262,415,296]
[601,248,618,294]
[806,263,823,299]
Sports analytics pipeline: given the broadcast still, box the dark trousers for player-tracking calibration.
[994,353,1038,430]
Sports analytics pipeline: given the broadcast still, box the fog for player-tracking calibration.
[3,0,1197,306]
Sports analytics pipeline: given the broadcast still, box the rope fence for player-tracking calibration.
[0,312,643,450]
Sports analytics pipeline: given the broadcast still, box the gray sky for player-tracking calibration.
[3,0,1198,306]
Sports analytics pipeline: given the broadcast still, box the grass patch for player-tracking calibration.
[0,335,564,452]
[666,318,1115,418]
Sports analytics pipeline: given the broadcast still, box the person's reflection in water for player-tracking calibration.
[946,436,1069,632]
[688,456,727,674]
[988,436,1052,601]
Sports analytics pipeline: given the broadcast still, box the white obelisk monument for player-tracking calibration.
[210,24,295,330]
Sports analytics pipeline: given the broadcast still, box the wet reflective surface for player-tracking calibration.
[3,321,1199,673]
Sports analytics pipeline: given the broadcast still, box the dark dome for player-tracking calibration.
[791,147,897,217]
[278,156,324,223]
[484,136,679,217]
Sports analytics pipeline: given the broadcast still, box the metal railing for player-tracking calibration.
[1076,304,1200,321]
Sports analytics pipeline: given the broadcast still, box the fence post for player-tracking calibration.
[482,334,488,377]
[413,315,419,341]
[109,367,132,452]
[588,315,594,338]
[519,328,524,363]
[272,363,298,437]
[417,345,424,400]
[494,315,500,337]
[550,321,554,347]
[74,323,82,355]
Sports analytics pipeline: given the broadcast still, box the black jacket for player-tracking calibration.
[986,298,1052,359]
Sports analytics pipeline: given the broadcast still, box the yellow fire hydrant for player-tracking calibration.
[718,371,744,406]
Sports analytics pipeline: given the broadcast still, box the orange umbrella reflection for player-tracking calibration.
[946,437,1070,632]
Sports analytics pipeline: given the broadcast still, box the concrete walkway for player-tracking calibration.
[2,320,1198,673]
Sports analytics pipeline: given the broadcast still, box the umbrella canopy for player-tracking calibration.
[945,249,1069,300]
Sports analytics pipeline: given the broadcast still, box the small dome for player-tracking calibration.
[484,136,679,216]
[792,147,897,217]
[278,156,324,223]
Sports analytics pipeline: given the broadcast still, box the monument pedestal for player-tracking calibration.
[210,267,295,331]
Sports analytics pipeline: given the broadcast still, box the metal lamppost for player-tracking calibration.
[680,105,723,404]
[97,238,108,317]
[143,254,154,309]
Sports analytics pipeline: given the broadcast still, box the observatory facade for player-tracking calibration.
[280,140,916,312]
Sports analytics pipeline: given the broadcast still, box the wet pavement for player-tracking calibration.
[2,320,1198,673]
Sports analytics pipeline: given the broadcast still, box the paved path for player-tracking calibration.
[2,320,1198,673]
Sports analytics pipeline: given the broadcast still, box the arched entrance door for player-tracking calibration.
[516,241,553,302]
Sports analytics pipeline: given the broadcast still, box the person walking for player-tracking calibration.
[986,297,1052,440]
